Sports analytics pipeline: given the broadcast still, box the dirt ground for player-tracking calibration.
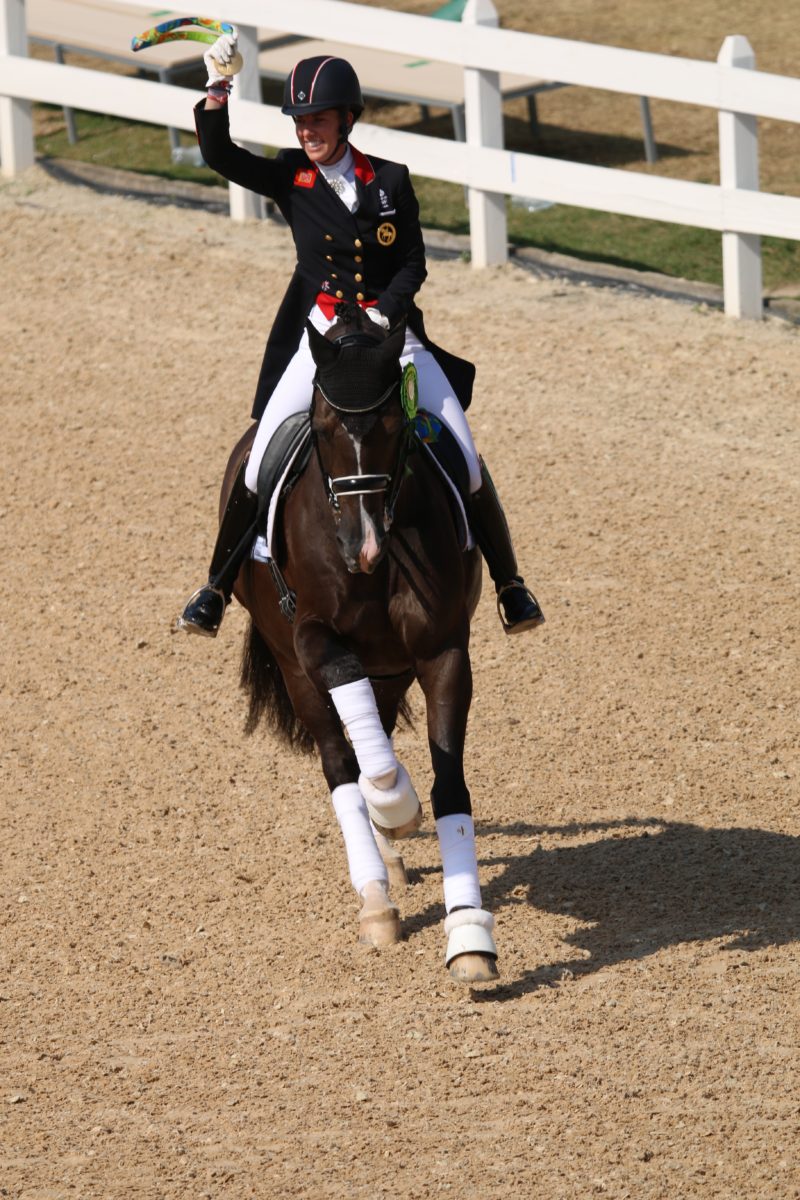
[1,167,798,1199]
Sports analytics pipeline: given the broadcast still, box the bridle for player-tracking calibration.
[312,332,413,525]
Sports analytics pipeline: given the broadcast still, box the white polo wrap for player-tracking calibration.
[328,678,398,780]
[435,813,482,912]
[331,783,388,896]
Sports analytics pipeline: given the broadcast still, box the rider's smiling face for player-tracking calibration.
[294,109,352,166]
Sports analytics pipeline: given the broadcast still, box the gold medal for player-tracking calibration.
[377,222,397,246]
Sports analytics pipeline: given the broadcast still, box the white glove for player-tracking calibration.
[366,308,390,331]
[204,29,238,86]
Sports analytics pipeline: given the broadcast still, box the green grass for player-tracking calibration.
[36,106,220,188]
[35,106,800,292]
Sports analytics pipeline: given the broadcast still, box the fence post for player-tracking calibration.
[0,0,35,177]
[462,0,508,268]
[228,24,265,221]
[718,36,762,319]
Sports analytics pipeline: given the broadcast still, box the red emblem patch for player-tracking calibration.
[294,168,316,188]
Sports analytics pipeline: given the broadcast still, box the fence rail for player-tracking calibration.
[3,0,800,317]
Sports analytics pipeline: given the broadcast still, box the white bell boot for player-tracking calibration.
[359,765,422,838]
[444,908,498,981]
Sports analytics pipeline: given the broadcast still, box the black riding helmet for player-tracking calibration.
[281,56,365,120]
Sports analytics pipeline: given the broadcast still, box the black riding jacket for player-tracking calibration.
[194,100,474,420]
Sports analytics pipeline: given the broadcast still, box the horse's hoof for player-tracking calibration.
[448,952,499,983]
[443,908,497,982]
[359,908,402,948]
[358,882,402,948]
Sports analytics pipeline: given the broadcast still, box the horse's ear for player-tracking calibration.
[381,322,407,364]
[306,320,339,367]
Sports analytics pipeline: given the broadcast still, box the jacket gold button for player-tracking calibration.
[356,292,365,301]
[354,238,362,248]
[335,290,344,299]
[331,273,338,280]
[325,234,334,242]
[354,273,363,282]
[354,255,363,263]
[326,254,333,261]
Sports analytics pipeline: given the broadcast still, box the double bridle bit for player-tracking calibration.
[327,472,392,509]
[324,442,408,522]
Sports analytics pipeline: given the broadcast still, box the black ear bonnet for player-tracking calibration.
[307,313,406,413]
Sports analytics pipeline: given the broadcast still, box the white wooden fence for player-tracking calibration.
[4,0,800,318]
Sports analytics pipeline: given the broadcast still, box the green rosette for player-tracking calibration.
[400,363,419,421]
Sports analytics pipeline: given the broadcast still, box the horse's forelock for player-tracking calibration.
[329,301,376,342]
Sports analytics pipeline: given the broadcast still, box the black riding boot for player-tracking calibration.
[178,463,258,637]
[468,459,545,635]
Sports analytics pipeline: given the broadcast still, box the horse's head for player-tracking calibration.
[307,304,409,574]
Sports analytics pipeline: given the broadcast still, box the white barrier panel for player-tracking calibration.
[228,23,264,222]
[464,0,506,268]
[8,54,800,245]
[92,0,800,119]
[0,0,33,173]
[4,0,800,317]
[719,36,762,319]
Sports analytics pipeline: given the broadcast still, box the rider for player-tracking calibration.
[179,33,544,638]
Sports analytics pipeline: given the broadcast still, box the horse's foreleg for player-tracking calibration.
[333,784,401,948]
[416,646,498,982]
[279,666,401,948]
[294,621,421,837]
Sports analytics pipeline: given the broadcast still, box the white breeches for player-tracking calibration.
[244,308,482,495]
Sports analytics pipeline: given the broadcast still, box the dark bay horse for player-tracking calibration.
[223,305,497,982]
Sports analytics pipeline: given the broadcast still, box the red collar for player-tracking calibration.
[294,145,375,189]
[350,146,375,185]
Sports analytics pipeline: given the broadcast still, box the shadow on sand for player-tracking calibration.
[404,817,800,1001]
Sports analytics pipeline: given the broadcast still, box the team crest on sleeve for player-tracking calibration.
[377,222,397,246]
